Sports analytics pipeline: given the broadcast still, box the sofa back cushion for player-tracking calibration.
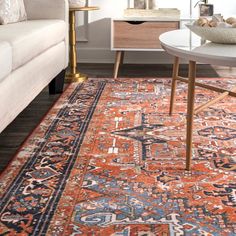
[0,0,27,25]
[0,20,66,70]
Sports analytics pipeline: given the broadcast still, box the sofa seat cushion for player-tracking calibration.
[0,20,66,70]
[0,41,12,82]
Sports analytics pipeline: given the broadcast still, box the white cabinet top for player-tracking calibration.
[112,16,195,22]
[113,17,180,22]
[159,29,236,67]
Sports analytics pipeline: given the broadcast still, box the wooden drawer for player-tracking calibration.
[113,21,179,49]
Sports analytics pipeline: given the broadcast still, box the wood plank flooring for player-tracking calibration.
[0,63,235,172]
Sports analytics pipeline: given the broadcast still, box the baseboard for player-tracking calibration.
[76,47,185,64]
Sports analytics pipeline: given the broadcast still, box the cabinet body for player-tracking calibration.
[111,18,180,78]
[111,19,180,51]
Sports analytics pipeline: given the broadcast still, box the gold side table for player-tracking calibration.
[66,6,99,83]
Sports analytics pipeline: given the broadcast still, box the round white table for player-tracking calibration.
[159,29,236,170]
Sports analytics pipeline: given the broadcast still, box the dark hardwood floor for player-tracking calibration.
[0,63,235,172]
[78,63,220,78]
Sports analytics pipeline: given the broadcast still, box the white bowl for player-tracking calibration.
[186,24,236,44]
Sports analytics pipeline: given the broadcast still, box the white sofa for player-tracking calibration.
[0,0,69,133]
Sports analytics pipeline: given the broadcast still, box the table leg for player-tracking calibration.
[70,10,76,75]
[186,60,196,171]
[66,10,87,82]
[113,51,122,79]
[194,86,236,114]
[169,57,179,115]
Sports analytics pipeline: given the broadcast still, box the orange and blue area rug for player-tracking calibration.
[0,78,236,235]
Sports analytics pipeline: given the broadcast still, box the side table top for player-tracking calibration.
[69,6,99,11]
[159,29,236,67]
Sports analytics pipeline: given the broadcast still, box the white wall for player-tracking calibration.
[77,0,236,63]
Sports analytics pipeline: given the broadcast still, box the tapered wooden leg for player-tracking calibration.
[120,51,125,65]
[169,57,180,115]
[194,91,229,114]
[186,61,196,171]
[194,86,236,114]
[113,51,122,78]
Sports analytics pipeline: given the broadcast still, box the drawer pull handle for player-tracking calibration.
[125,21,145,25]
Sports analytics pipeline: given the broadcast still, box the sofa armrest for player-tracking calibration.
[24,0,68,22]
